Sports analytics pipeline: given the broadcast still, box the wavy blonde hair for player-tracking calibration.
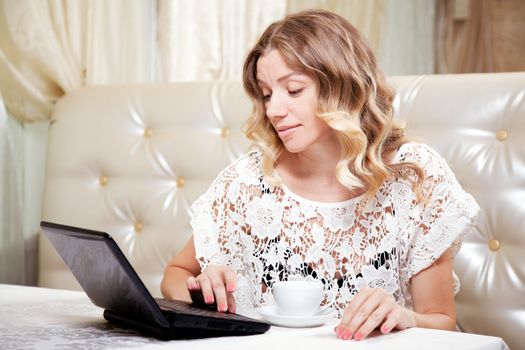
[242,9,423,199]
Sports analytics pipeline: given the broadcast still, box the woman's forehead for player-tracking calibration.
[256,50,309,83]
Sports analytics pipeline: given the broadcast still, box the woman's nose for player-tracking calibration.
[266,95,286,118]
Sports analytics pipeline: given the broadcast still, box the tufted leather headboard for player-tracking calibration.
[39,82,252,296]
[39,73,524,349]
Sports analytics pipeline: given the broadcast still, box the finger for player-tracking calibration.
[222,268,237,293]
[338,287,374,325]
[186,276,199,291]
[344,290,389,339]
[226,292,237,313]
[380,318,394,334]
[212,278,230,312]
[380,306,409,334]
[196,275,215,305]
[354,303,392,340]
[336,287,374,339]
[338,288,387,340]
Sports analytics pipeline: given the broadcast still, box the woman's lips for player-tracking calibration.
[277,124,301,137]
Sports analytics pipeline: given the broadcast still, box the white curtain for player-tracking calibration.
[0,0,161,285]
[287,0,385,58]
[0,114,48,285]
[157,0,287,81]
[0,0,159,124]
[0,0,436,286]
[378,0,436,75]
[0,97,24,284]
[0,0,82,122]
[287,0,436,75]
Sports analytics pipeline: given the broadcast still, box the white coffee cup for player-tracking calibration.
[272,280,324,316]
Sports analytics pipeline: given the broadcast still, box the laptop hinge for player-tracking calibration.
[103,309,171,340]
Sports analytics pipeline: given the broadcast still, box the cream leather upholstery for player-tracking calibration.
[392,74,524,350]
[39,82,252,297]
[39,73,524,349]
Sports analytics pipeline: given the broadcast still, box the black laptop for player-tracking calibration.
[41,221,270,340]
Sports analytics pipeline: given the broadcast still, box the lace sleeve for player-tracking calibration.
[190,151,261,272]
[190,182,227,270]
[400,144,480,290]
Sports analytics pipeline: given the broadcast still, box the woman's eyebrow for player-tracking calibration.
[257,71,306,85]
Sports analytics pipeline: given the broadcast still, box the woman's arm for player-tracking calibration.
[335,248,456,340]
[160,236,202,302]
[160,235,238,313]
[410,248,456,330]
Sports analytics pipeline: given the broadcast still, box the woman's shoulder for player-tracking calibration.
[394,142,447,175]
[230,147,263,171]
[196,148,264,205]
[395,142,440,163]
[216,147,264,183]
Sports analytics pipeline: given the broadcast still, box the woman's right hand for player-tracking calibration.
[186,265,237,313]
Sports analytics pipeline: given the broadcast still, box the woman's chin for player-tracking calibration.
[282,144,307,154]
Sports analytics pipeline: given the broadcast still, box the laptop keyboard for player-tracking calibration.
[155,298,255,321]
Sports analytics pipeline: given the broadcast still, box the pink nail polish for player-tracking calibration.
[205,296,213,304]
[342,330,352,340]
[354,332,363,341]
[381,324,389,333]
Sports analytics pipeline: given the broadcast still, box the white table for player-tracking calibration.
[0,284,508,350]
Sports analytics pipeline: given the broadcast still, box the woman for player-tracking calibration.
[161,9,479,341]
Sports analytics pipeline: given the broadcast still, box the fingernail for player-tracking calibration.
[218,303,227,312]
[204,296,213,304]
[336,329,343,338]
[381,324,389,333]
[342,330,352,340]
[354,332,363,341]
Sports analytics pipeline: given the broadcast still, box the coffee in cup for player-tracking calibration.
[272,280,324,316]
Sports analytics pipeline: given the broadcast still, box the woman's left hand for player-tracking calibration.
[335,286,416,341]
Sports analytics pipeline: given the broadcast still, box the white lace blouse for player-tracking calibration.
[191,143,480,316]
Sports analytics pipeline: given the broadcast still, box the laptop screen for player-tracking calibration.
[41,221,169,328]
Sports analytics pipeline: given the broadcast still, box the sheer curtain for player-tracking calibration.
[0,97,25,284]
[379,0,436,75]
[286,0,436,75]
[0,0,436,286]
[157,0,286,81]
[0,0,160,285]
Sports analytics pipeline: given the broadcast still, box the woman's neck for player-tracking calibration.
[275,141,364,202]
[279,141,341,179]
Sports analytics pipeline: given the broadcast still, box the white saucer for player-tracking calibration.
[256,305,336,328]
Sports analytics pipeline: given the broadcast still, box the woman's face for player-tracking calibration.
[256,49,334,154]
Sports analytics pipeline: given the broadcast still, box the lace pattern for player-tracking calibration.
[191,143,480,317]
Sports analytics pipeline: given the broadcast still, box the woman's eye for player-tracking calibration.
[289,88,303,96]
[262,94,271,102]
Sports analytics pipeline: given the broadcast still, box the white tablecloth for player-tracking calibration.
[0,284,508,350]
